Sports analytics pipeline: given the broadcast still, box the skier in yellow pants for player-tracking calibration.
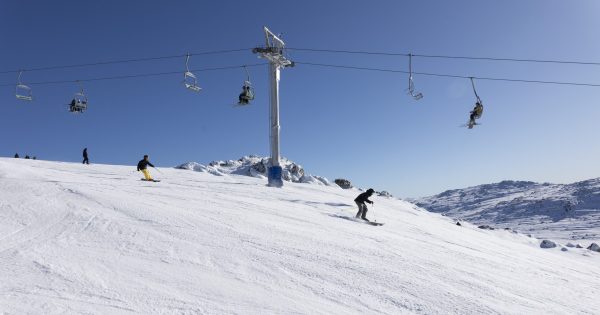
[137,155,155,181]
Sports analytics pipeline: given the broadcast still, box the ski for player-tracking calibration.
[141,179,161,182]
[351,217,384,226]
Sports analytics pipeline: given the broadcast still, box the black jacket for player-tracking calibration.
[137,159,154,171]
[354,192,374,204]
[83,149,88,158]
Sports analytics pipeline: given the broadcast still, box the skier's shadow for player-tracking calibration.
[286,199,352,208]
[328,213,358,222]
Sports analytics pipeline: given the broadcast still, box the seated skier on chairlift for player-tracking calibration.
[238,83,254,105]
[69,99,78,112]
[469,101,484,127]
[69,97,86,113]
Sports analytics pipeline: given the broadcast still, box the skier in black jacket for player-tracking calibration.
[355,188,375,220]
[82,148,89,164]
[137,155,155,181]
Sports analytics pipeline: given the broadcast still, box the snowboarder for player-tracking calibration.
[137,155,155,181]
[82,148,89,164]
[14,153,19,158]
[355,188,375,221]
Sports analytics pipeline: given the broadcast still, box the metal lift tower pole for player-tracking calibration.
[253,26,294,187]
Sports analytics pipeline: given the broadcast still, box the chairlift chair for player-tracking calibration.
[470,77,483,118]
[407,54,423,100]
[467,78,484,128]
[237,67,255,106]
[69,84,88,113]
[15,71,33,101]
[183,54,202,92]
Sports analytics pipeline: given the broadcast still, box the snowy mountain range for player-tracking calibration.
[2,158,600,313]
[415,179,600,243]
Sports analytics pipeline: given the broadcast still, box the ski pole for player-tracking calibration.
[371,202,377,223]
[152,166,164,175]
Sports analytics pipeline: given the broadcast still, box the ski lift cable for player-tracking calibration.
[0,48,253,74]
[286,47,600,67]
[293,61,600,88]
[4,46,600,76]
[0,63,268,87]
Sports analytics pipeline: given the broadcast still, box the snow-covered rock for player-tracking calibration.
[587,243,600,252]
[299,174,332,185]
[176,155,331,186]
[540,240,557,249]
[176,161,225,176]
[378,190,393,198]
[334,178,352,189]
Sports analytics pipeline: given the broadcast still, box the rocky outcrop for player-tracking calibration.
[334,179,352,189]
[540,240,557,249]
[587,243,600,252]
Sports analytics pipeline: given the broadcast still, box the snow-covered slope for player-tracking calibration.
[1,158,599,314]
[415,180,600,243]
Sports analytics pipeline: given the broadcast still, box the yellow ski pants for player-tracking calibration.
[141,169,152,180]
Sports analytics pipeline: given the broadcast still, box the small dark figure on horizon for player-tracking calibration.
[14,153,19,158]
[82,148,89,164]
[25,155,30,159]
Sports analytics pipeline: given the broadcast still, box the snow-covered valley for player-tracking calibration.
[415,180,600,244]
[1,158,599,314]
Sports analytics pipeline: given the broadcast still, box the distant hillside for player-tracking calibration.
[415,179,600,242]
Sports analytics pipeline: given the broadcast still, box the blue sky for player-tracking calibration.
[1,0,600,198]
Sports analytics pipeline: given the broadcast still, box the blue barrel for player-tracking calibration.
[268,166,283,187]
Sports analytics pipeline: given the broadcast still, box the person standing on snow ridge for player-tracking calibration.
[137,155,155,181]
[355,188,375,221]
[82,148,89,164]
[14,153,19,158]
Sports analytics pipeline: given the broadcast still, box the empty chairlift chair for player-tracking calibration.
[183,54,202,92]
[15,71,33,101]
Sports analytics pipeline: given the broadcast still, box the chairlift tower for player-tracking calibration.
[253,26,294,187]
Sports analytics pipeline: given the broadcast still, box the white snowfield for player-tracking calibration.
[1,158,599,314]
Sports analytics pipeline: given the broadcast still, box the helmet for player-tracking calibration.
[367,188,375,193]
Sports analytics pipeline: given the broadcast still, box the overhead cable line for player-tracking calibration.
[295,61,600,88]
[0,48,253,74]
[0,63,267,87]
[287,48,600,67]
